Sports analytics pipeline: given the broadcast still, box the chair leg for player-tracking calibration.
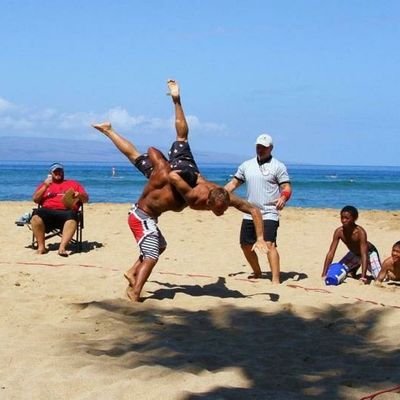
[77,223,82,252]
[78,226,82,252]
[32,231,37,249]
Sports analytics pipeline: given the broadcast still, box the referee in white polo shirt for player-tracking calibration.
[225,134,292,284]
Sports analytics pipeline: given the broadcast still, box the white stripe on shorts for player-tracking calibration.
[140,234,160,260]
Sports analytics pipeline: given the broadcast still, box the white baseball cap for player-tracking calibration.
[49,162,64,172]
[255,134,273,147]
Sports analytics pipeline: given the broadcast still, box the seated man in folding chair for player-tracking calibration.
[31,163,89,256]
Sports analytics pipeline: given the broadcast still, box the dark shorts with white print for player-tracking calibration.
[134,154,154,178]
[168,141,199,176]
[240,219,279,245]
[134,141,200,187]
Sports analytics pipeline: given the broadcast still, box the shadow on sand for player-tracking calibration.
[228,270,308,283]
[27,240,104,254]
[73,298,399,399]
[145,277,279,302]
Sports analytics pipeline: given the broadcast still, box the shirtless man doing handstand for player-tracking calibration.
[93,80,268,301]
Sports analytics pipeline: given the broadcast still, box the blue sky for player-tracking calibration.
[1,0,399,165]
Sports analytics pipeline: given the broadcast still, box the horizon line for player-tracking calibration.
[1,159,399,169]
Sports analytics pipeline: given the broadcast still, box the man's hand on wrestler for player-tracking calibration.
[252,239,269,254]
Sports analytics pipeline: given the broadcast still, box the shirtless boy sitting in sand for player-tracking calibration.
[322,205,381,284]
[375,241,400,286]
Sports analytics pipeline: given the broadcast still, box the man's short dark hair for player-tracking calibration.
[208,187,230,206]
[393,240,400,249]
[341,205,358,220]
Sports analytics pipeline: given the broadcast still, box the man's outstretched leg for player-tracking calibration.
[166,79,201,185]
[124,257,142,288]
[92,122,141,165]
[126,258,158,302]
[125,246,166,287]
[167,79,189,142]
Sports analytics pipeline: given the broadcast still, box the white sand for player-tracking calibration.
[1,202,399,399]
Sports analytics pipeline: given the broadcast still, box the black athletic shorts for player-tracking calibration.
[168,141,199,175]
[134,154,154,178]
[134,141,200,187]
[240,219,279,245]
[33,208,79,233]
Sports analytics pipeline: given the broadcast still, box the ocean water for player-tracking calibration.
[0,161,399,210]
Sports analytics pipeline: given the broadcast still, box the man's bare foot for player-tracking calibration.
[58,250,69,257]
[248,273,262,279]
[167,79,180,100]
[271,279,281,285]
[126,286,141,302]
[36,248,48,255]
[124,273,135,287]
[92,122,112,135]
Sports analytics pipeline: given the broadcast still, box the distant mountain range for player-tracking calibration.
[0,136,249,164]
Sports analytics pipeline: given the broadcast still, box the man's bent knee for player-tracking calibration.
[31,214,42,223]
[30,215,44,228]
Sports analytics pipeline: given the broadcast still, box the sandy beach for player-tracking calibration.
[1,201,400,400]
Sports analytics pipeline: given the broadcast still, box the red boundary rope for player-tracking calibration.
[359,384,400,399]
[1,262,399,309]
[287,284,400,310]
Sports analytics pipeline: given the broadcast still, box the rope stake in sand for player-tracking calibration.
[287,284,400,310]
[359,384,400,399]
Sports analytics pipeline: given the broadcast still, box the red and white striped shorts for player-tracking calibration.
[127,205,167,260]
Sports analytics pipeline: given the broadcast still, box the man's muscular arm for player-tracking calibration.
[168,170,196,203]
[229,193,268,254]
[224,176,243,192]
